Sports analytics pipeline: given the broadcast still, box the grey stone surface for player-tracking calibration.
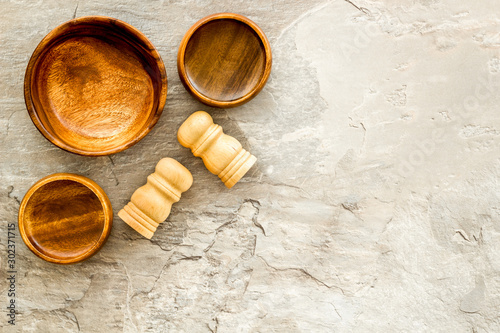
[1,0,500,332]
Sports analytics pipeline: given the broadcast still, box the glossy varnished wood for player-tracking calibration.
[18,173,113,264]
[177,13,272,108]
[24,16,167,156]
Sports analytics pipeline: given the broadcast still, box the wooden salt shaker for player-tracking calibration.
[118,158,193,239]
[177,111,257,188]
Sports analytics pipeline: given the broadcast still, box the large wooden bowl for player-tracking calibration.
[18,173,113,264]
[24,16,167,156]
[177,13,272,108]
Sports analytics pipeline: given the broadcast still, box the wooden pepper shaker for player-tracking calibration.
[177,111,257,188]
[118,158,193,239]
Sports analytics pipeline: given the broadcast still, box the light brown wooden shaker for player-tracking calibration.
[118,158,193,239]
[178,111,257,188]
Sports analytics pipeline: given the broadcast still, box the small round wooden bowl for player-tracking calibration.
[24,16,167,156]
[177,13,272,108]
[18,173,113,264]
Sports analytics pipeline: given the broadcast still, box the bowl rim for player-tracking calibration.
[177,12,272,108]
[24,16,168,156]
[18,173,113,264]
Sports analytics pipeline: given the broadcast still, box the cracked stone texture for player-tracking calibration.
[1,0,500,332]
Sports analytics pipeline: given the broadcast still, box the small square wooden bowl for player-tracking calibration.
[177,13,272,108]
[18,173,113,264]
[24,16,167,156]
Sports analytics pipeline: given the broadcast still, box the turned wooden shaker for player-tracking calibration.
[118,158,193,239]
[177,111,257,188]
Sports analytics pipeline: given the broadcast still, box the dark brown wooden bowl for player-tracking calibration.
[24,16,167,156]
[177,13,272,108]
[18,173,113,264]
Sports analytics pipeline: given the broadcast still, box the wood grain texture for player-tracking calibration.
[118,158,193,239]
[178,111,257,188]
[177,13,272,108]
[18,173,113,264]
[24,16,167,156]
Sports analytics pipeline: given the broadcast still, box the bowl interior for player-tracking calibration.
[26,18,166,155]
[21,179,106,261]
[184,18,267,102]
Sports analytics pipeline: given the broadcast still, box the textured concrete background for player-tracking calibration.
[2,0,500,332]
